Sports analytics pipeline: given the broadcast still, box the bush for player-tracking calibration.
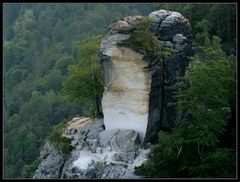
[119,18,162,61]
[47,122,74,156]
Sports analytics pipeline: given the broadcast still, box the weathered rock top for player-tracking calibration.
[99,9,192,144]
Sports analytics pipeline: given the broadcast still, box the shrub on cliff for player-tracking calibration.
[119,17,173,63]
[119,18,162,61]
[47,122,74,157]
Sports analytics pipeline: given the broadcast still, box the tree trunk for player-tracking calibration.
[92,100,97,117]
[227,10,230,44]
[95,95,102,117]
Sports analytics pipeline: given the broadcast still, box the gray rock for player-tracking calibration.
[109,20,133,34]
[71,139,79,146]
[163,41,174,49]
[149,9,171,22]
[96,147,102,154]
[109,135,120,151]
[40,141,56,159]
[149,10,171,33]
[70,128,77,135]
[108,16,145,34]
[65,135,74,140]
[61,166,82,178]
[86,138,99,153]
[99,129,140,152]
[101,164,127,178]
[174,43,188,52]
[173,34,187,44]
[33,141,64,179]
[98,129,120,147]
[82,166,97,178]
[145,9,192,139]
[127,151,136,162]
[87,125,104,139]
[115,129,140,152]
[100,34,130,58]
[113,152,128,163]
[123,16,145,26]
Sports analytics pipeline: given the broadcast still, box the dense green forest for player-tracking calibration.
[3,3,236,178]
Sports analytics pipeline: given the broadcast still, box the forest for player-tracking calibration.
[3,3,236,178]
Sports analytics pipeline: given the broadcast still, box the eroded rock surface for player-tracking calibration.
[101,46,151,143]
[99,10,192,143]
[146,10,192,141]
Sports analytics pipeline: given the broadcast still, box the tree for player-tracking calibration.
[21,157,41,178]
[135,36,236,178]
[62,35,104,117]
[195,19,212,46]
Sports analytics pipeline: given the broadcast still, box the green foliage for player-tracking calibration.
[187,148,236,177]
[195,19,212,46]
[135,131,180,177]
[136,36,236,178]
[62,35,104,117]
[119,17,174,62]
[47,122,74,156]
[119,17,162,61]
[21,157,41,178]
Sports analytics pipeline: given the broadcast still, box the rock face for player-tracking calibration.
[147,10,192,141]
[34,9,192,179]
[34,117,150,179]
[99,9,192,143]
[101,46,151,144]
[33,141,64,178]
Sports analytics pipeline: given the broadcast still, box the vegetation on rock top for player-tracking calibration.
[47,122,74,156]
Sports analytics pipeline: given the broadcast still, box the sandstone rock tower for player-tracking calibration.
[99,10,192,144]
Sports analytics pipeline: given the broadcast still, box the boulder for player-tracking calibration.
[114,129,139,152]
[98,129,120,147]
[98,129,140,152]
